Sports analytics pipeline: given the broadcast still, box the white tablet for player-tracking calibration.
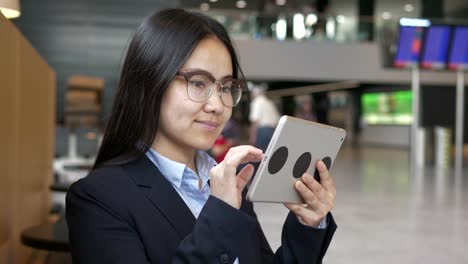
[246,115,346,204]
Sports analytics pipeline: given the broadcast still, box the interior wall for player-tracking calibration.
[13,0,178,122]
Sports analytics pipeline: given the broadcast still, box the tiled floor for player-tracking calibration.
[254,146,468,263]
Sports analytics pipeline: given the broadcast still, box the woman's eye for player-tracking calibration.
[190,80,206,88]
[221,86,232,93]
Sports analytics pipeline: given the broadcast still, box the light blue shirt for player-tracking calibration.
[146,148,214,218]
[145,148,327,263]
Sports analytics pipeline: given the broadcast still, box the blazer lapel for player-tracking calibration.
[123,155,196,239]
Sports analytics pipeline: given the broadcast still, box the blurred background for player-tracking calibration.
[1,0,467,263]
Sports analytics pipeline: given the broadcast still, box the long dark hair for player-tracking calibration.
[93,8,244,169]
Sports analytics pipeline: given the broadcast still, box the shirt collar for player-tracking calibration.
[145,148,217,189]
[195,150,217,189]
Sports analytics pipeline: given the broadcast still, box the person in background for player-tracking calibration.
[249,83,281,153]
[295,95,317,122]
[312,0,331,39]
[66,8,337,264]
[211,117,240,163]
[313,91,330,124]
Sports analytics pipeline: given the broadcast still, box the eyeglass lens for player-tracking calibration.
[187,74,242,107]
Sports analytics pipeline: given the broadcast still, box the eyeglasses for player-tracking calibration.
[176,70,247,107]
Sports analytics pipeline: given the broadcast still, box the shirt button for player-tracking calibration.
[219,253,230,264]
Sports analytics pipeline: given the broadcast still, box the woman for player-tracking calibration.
[66,8,337,264]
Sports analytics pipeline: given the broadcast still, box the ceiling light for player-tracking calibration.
[236,0,247,8]
[399,18,430,27]
[276,0,287,6]
[200,3,210,11]
[215,15,226,24]
[381,12,392,20]
[404,4,414,12]
[0,0,21,19]
[305,14,318,26]
[276,18,287,40]
[293,13,306,40]
[326,18,335,39]
[209,0,218,2]
[336,15,345,23]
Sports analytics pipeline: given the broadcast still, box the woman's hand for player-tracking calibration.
[209,145,263,209]
[285,160,336,227]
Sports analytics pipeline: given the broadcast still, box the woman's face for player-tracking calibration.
[156,36,233,153]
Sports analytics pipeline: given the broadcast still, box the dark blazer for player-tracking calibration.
[66,155,337,264]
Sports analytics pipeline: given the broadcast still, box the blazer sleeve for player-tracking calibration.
[174,196,260,263]
[276,212,337,263]
[240,196,337,264]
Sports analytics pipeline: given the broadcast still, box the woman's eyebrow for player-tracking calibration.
[221,74,233,80]
[182,68,233,79]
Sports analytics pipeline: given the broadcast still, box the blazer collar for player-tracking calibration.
[122,155,196,239]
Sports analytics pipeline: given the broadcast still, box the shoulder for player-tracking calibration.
[66,164,142,223]
[67,164,136,206]
[70,165,127,190]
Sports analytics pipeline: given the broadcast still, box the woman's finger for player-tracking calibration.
[300,173,330,203]
[316,160,336,197]
[295,180,318,206]
[236,164,255,190]
[223,145,263,168]
[295,180,334,214]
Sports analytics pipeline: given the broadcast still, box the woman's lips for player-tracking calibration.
[195,120,219,131]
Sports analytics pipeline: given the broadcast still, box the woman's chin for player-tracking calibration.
[194,139,217,152]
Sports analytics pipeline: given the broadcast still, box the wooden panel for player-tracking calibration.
[17,34,55,188]
[0,12,56,264]
[0,241,11,263]
[0,14,20,263]
[16,24,55,264]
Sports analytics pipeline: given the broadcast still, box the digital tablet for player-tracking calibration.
[246,115,346,204]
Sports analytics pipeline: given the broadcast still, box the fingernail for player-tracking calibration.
[318,160,325,170]
[295,181,303,189]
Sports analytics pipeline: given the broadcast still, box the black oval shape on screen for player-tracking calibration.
[322,156,332,169]
[314,156,332,182]
[293,152,312,179]
[268,146,288,174]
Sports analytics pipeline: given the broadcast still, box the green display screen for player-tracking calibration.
[361,90,413,125]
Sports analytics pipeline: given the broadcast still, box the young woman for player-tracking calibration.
[66,8,337,264]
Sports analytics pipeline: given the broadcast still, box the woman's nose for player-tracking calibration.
[204,83,225,113]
